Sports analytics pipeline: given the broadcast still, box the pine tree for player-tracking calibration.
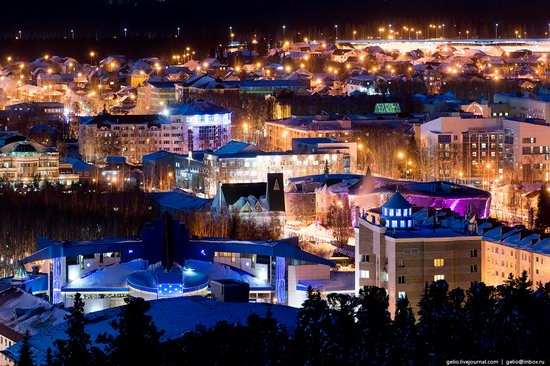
[53,292,91,366]
[292,287,331,365]
[43,348,53,366]
[493,271,536,358]
[417,280,467,364]
[386,297,417,365]
[535,183,550,231]
[325,293,359,364]
[355,286,391,364]
[97,296,164,366]
[18,331,34,366]
[464,282,497,358]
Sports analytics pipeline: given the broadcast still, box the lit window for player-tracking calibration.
[434,274,445,281]
[434,259,445,267]
[360,270,370,279]
[400,220,406,228]
[395,209,402,216]
[398,291,406,299]
[389,208,394,216]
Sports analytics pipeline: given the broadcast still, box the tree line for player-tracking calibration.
[18,272,550,366]
[0,183,156,276]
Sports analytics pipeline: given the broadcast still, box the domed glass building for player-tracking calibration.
[381,192,413,229]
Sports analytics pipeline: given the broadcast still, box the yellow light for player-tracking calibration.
[285,65,292,72]
[90,51,95,57]
[300,63,305,69]
[256,62,261,68]
[397,151,405,159]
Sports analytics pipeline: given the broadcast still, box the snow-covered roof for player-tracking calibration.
[0,288,67,340]
[5,296,298,364]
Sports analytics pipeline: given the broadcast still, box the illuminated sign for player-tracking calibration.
[374,103,401,114]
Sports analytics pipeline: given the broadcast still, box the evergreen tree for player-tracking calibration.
[535,183,550,231]
[355,286,391,364]
[97,296,164,366]
[325,293,359,364]
[464,282,497,358]
[43,348,53,366]
[18,331,34,366]
[53,293,91,366]
[493,272,537,358]
[386,297,417,365]
[292,287,332,365]
[417,280,467,364]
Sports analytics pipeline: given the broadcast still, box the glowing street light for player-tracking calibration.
[123,28,128,38]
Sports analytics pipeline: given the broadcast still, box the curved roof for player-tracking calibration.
[382,192,412,210]
[0,141,50,154]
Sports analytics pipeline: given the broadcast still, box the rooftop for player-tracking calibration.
[5,296,298,364]
[168,101,230,116]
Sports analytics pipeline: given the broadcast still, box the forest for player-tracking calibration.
[19,272,550,366]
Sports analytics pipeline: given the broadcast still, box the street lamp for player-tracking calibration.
[124,28,128,38]
[282,25,286,37]
[334,24,338,40]
[71,29,75,39]
[177,27,180,37]
[495,23,499,39]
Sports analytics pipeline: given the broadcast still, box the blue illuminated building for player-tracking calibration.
[18,215,334,312]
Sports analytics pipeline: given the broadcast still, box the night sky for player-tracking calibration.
[4,0,550,37]
[1,0,550,59]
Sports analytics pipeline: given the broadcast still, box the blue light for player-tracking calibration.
[128,249,133,254]
[200,249,206,256]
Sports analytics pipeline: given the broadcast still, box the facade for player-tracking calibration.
[0,141,78,185]
[79,101,231,164]
[481,224,550,287]
[142,150,205,192]
[494,92,550,121]
[0,102,65,133]
[166,101,232,153]
[345,75,385,95]
[136,82,177,113]
[420,116,550,183]
[355,192,482,314]
[79,113,168,164]
[201,141,351,197]
[239,80,310,95]
[265,114,419,152]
